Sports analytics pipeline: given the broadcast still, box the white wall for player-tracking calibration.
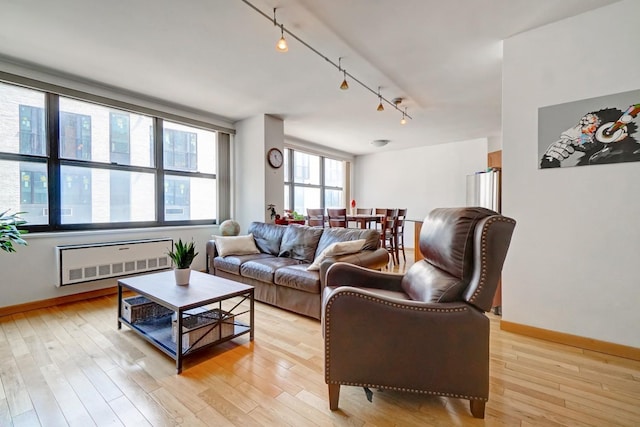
[354,138,488,245]
[235,114,284,233]
[502,0,640,348]
[0,226,214,308]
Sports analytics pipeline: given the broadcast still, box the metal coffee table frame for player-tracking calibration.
[117,270,254,373]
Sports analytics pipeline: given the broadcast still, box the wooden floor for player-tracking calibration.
[1,256,639,426]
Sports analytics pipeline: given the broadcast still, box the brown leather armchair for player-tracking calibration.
[322,207,516,418]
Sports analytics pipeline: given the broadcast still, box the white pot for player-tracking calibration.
[174,268,191,286]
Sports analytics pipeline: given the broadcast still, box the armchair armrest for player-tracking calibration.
[324,261,404,292]
[205,240,218,273]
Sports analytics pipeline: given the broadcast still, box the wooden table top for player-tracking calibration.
[118,270,253,310]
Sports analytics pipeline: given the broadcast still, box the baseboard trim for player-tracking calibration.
[0,287,118,318]
[500,320,640,361]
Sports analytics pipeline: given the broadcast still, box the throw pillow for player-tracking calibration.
[215,234,260,257]
[307,239,366,271]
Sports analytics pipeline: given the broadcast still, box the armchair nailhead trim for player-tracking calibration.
[468,216,515,304]
[326,380,487,401]
[324,291,467,382]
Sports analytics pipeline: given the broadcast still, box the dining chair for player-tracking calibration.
[307,208,326,227]
[356,208,374,228]
[393,208,407,263]
[379,208,397,264]
[374,208,386,231]
[327,208,348,228]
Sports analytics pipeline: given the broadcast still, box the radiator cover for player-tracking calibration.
[56,238,173,287]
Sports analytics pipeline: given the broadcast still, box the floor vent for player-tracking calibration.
[56,238,173,287]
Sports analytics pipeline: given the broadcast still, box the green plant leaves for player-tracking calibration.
[0,210,28,253]
[167,238,199,269]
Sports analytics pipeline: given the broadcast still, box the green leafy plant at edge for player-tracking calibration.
[167,238,198,269]
[0,210,28,253]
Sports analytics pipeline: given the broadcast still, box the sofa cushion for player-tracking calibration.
[307,239,366,271]
[214,253,272,275]
[214,234,260,257]
[278,225,323,263]
[241,257,302,283]
[314,227,380,257]
[275,265,320,294]
[248,222,287,255]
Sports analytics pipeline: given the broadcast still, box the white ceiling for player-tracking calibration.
[0,0,621,155]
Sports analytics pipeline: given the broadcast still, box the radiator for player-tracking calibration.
[55,238,173,287]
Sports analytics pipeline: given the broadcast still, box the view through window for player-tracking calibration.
[0,81,219,229]
[283,148,345,215]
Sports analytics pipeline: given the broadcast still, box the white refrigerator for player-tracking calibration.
[466,169,501,213]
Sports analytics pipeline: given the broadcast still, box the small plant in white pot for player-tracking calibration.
[167,239,198,285]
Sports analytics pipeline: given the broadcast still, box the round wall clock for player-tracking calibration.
[267,148,283,168]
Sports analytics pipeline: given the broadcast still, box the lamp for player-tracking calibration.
[371,139,390,147]
[243,0,412,123]
[273,9,288,52]
[338,57,349,90]
[401,108,407,125]
[276,25,288,52]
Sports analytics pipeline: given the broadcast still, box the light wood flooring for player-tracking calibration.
[1,258,639,426]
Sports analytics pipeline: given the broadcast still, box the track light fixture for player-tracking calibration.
[338,57,349,90]
[242,0,412,123]
[273,9,288,52]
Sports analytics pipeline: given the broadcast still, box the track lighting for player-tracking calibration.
[276,26,288,52]
[338,57,349,90]
[243,0,413,123]
[273,8,288,52]
[377,87,384,111]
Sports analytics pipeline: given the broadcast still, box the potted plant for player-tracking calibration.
[1,210,28,253]
[167,239,198,285]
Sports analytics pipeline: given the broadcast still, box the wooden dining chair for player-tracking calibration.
[307,208,326,227]
[374,208,386,231]
[327,208,348,228]
[393,208,407,263]
[379,208,397,264]
[355,208,373,228]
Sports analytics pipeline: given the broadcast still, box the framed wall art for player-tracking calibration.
[538,90,640,169]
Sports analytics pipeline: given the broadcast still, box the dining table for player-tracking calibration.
[346,214,383,229]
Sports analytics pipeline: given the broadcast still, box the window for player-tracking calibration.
[110,112,130,164]
[0,80,226,230]
[19,105,46,156]
[284,148,345,214]
[164,128,197,171]
[60,111,91,160]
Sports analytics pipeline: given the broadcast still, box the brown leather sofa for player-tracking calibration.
[322,207,516,418]
[206,222,389,319]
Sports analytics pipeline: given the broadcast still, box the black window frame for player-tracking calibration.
[0,76,228,232]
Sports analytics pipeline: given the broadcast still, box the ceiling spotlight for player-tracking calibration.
[276,25,288,52]
[393,98,403,107]
[273,8,288,52]
[371,139,390,147]
[400,108,407,125]
[338,58,348,90]
[377,87,384,111]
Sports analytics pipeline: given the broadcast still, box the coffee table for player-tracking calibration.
[117,270,254,373]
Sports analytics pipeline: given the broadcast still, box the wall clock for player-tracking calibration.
[267,148,283,168]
